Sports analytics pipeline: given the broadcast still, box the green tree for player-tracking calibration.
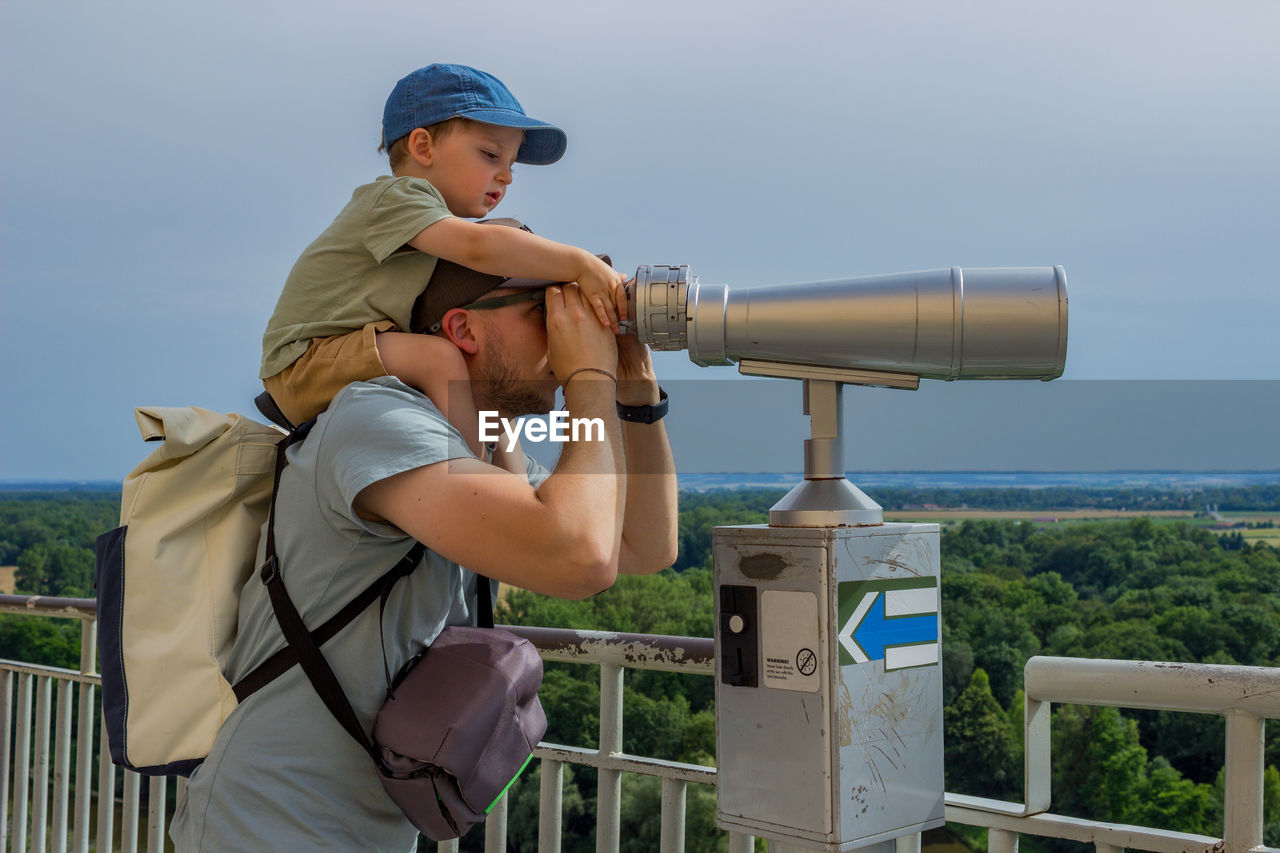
[1139,757,1215,834]
[943,669,1019,798]
[1052,705,1148,822]
[0,615,82,669]
[619,774,725,853]
[14,543,49,593]
[503,762,589,853]
[14,542,94,597]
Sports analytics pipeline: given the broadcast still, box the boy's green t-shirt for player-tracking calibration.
[259,176,453,379]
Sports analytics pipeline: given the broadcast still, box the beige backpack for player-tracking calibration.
[95,406,283,775]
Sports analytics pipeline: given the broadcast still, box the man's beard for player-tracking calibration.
[471,340,552,420]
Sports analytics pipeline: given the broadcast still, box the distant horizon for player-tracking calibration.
[6,468,1279,491]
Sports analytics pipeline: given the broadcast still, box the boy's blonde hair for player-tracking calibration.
[379,117,474,173]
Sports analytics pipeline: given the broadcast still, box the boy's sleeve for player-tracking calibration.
[364,178,454,263]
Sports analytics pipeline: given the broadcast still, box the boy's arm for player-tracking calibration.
[410,218,625,327]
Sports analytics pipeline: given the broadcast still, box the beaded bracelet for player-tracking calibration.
[562,367,618,386]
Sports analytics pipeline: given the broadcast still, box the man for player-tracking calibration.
[171,224,677,851]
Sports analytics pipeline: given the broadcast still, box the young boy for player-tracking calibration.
[259,63,624,453]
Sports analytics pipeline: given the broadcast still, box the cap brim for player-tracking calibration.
[411,253,612,333]
[459,108,567,165]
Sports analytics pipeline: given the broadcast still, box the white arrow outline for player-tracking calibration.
[838,591,878,663]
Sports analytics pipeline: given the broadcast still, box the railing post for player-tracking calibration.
[1223,708,1264,853]
[34,675,53,853]
[97,717,117,853]
[75,617,97,850]
[485,790,508,853]
[74,681,96,853]
[988,828,1019,853]
[540,757,564,852]
[660,776,686,853]
[728,833,756,853]
[14,673,33,853]
[895,832,922,853]
[0,670,11,853]
[53,677,73,853]
[597,663,624,853]
[148,776,167,853]
[122,771,141,853]
[1023,693,1051,813]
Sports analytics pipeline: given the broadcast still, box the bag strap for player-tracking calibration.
[478,571,494,629]
[241,416,497,765]
[232,544,422,702]
[232,417,425,703]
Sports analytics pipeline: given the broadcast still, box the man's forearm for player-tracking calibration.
[535,378,627,564]
[618,416,678,574]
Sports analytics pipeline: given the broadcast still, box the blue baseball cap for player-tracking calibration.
[382,64,567,166]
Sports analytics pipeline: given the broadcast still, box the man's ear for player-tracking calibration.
[406,127,434,167]
[437,309,479,355]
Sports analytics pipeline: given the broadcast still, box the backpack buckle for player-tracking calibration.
[260,556,280,585]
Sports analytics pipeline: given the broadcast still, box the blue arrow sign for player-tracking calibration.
[852,592,937,661]
[837,579,940,668]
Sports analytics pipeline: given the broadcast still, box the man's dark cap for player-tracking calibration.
[411,217,610,333]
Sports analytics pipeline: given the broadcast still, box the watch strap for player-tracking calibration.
[616,387,669,424]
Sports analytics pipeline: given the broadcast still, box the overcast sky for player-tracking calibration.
[2,1,1277,480]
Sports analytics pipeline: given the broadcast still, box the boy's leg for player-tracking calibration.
[375,331,484,458]
[263,323,395,426]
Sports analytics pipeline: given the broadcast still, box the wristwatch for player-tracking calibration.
[616,388,669,424]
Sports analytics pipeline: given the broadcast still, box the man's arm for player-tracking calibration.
[614,336,679,575]
[355,285,627,600]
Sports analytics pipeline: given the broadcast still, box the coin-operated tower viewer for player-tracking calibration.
[627,264,1069,851]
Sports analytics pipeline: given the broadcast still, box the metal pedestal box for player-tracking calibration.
[714,523,945,851]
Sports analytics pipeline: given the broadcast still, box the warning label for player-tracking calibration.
[760,590,820,693]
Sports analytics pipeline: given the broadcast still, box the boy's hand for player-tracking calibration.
[575,252,627,333]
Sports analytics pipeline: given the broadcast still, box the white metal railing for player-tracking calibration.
[0,596,747,853]
[1,596,1277,853]
[947,655,1280,853]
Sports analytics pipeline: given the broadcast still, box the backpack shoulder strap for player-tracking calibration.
[232,542,423,702]
[230,416,423,703]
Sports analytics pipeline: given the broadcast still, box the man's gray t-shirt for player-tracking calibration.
[171,377,549,852]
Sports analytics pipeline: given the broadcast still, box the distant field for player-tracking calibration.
[883,508,1279,547]
[1245,528,1280,546]
[0,566,15,595]
[885,509,1196,521]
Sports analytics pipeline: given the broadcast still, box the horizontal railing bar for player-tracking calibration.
[0,659,99,686]
[0,595,720,672]
[534,743,717,785]
[0,595,97,620]
[946,798,1261,853]
[1026,656,1280,717]
[503,625,714,673]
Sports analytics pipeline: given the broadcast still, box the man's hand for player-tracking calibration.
[615,334,660,406]
[546,283,619,383]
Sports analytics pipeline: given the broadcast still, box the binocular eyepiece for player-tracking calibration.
[623,265,1068,383]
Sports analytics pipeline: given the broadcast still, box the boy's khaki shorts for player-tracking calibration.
[263,320,396,426]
